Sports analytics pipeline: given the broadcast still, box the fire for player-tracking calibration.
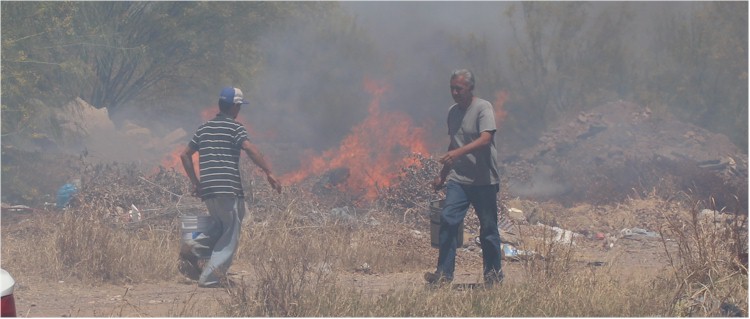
[156,79,432,200]
[200,107,215,122]
[156,145,198,176]
[493,90,509,128]
[282,77,429,199]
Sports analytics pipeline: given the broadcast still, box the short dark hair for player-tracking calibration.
[451,69,475,90]
[219,100,234,113]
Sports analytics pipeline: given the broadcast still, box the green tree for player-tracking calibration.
[2,2,311,134]
[646,2,748,151]
[1,2,80,138]
[502,2,636,146]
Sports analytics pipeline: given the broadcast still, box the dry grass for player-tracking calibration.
[191,193,743,317]
[3,194,746,316]
[54,209,178,283]
[220,228,670,317]
[659,199,748,317]
[3,208,179,284]
[1,160,746,317]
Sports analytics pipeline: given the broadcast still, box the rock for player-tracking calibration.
[507,207,525,222]
[123,122,151,138]
[56,97,116,136]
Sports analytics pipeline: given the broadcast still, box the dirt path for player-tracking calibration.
[12,236,672,317]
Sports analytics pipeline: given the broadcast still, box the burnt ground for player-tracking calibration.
[2,100,748,316]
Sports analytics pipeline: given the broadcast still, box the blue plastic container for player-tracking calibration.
[55,183,78,209]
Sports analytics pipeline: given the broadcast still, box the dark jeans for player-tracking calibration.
[436,181,502,281]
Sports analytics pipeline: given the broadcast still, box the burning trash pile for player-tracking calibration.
[374,153,442,215]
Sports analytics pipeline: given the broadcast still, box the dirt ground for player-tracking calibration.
[5,200,681,317]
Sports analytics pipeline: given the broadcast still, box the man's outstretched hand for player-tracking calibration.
[432,176,445,192]
[267,174,282,193]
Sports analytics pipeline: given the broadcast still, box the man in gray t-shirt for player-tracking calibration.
[426,69,504,287]
[446,95,501,186]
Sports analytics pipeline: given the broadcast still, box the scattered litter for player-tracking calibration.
[55,180,80,209]
[502,243,518,259]
[545,225,583,244]
[620,227,659,239]
[1,203,32,213]
[603,234,618,250]
[697,156,736,170]
[355,262,371,274]
[129,204,142,222]
[410,230,424,239]
[501,243,540,261]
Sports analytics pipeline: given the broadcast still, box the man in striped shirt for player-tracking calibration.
[180,86,282,288]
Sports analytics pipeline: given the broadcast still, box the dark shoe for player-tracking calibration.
[178,256,202,281]
[424,272,452,287]
[484,271,504,288]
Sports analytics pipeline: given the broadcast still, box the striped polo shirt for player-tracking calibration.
[188,113,248,199]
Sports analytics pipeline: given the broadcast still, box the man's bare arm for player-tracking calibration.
[439,131,493,166]
[241,140,282,193]
[180,146,200,196]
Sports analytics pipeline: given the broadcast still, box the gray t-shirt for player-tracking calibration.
[446,97,500,186]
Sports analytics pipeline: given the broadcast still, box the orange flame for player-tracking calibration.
[493,90,509,128]
[282,77,429,199]
[155,145,198,176]
[200,107,216,121]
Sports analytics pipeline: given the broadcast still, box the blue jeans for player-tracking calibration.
[198,196,245,286]
[436,181,502,280]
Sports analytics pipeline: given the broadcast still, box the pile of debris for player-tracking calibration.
[72,162,193,227]
[376,153,441,214]
[503,100,747,212]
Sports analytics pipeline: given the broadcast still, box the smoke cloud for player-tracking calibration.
[91,2,701,178]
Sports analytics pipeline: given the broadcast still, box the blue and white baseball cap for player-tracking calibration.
[219,87,249,105]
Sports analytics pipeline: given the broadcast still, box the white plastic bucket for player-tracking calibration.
[179,215,215,233]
